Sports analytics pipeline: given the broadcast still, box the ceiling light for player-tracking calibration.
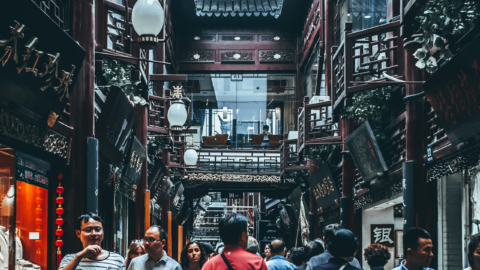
[274,54,281,59]
[365,15,371,18]
[194,36,201,40]
[274,36,281,40]
[233,53,241,59]
[388,202,396,205]
[234,36,241,41]
[193,54,201,59]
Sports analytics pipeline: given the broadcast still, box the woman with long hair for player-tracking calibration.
[264,244,272,262]
[467,234,480,270]
[125,241,145,269]
[180,241,207,270]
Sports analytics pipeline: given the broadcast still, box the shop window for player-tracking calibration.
[336,0,387,45]
[0,146,50,270]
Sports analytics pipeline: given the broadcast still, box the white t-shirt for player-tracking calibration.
[59,251,125,270]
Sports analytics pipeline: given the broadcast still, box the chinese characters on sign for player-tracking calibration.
[307,164,340,210]
[312,176,335,199]
[15,151,51,189]
[370,224,395,247]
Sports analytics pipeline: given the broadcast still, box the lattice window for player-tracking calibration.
[33,0,67,30]
[426,103,446,146]
[107,10,128,52]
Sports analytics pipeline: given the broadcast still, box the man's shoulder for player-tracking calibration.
[130,254,148,265]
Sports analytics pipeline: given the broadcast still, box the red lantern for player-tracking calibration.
[55,229,64,236]
[56,208,64,215]
[55,240,63,247]
[56,218,64,226]
[56,197,64,205]
[58,173,63,180]
[35,218,43,226]
[34,240,42,247]
[35,197,44,205]
[56,186,64,194]
[35,208,43,215]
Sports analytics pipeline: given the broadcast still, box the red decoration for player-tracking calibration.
[35,208,43,215]
[58,173,63,180]
[55,240,63,247]
[55,229,64,236]
[56,218,64,226]
[35,218,43,226]
[56,197,64,204]
[35,197,44,205]
[56,208,64,215]
[56,186,64,194]
[34,240,43,247]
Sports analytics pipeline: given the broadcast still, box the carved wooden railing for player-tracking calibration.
[332,21,404,111]
[148,95,168,134]
[303,97,341,146]
[280,137,309,179]
[426,104,447,148]
[192,149,281,175]
[168,140,185,168]
[298,107,306,154]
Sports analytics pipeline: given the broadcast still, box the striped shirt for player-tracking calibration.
[127,252,181,270]
[59,251,125,270]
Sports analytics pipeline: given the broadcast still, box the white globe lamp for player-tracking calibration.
[184,147,198,168]
[132,0,165,49]
[167,100,188,131]
[203,195,212,204]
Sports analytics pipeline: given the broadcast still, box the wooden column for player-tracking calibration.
[167,211,172,256]
[68,0,95,254]
[341,98,355,231]
[134,104,148,239]
[178,225,183,261]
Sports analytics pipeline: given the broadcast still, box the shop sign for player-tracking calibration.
[221,191,243,199]
[423,34,480,146]
[156,178,173,204]
[371,224,395,247]
[345,121,388,182]
[171,182,184,217]
[0,108,71,160]
[148,158,167,198]
[308,164,341,210]
[122,136,146,186]
[96,86,139,167]
[426,145,434,164]
[15,151,50,189]
[0,0,85,127]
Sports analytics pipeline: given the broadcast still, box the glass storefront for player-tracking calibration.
[0,144,50,270]
[185,74,296,148]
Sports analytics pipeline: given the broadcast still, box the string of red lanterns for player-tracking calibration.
[55,173,64,269]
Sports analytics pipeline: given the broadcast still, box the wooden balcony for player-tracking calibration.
[280,137,309,180]
[332,21,404,112]
[148,95,168,134]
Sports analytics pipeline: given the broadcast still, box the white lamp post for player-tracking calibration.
[132,0,165,49]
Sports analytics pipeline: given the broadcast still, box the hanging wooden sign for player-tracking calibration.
[122,136,146,186]
[308,164,341,210]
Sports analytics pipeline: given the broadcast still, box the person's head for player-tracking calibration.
[126,241,145,268]
[468,234,480,269]
[180,241,206,269]
[364,243,391,268]
[143,225,167,256]
[263,125,269,134]
[200,242,214,260]
[270,238,286,257]
[289,247,306,266]
[304,240,325,261]
[75,213,104,248]
[264,244,272,258]
[328,228,358,260]
[403,227,433,267]
[218,214,249,249]
[246,236,259,254]
[323,223,342,250]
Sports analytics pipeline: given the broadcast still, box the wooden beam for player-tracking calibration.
[150,74,188,82]
[168,211,172,257]
[178,225,183,261]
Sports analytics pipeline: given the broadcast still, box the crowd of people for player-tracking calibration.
[58,212,480,270]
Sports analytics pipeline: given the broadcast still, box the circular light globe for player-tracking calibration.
[184,148,198,168]
[167,101,187,131]
[132,0,164,36]
[203,195,212,204]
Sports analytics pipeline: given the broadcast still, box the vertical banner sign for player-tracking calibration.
[96,86,139,167]
[403,161,415,231]
[170,183,184,217]
[122,136,146,186]
[86,138,99,214]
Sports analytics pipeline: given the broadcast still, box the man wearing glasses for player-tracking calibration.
[128,225,181,270]
[59,213,126,270]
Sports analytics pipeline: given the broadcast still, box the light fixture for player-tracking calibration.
[223,106,228,119]
[184,136,198,168]
[203,195,212,204]
[234,36,241,40]
[193,53,201,60]
[274,36,281,41]
[132,0,165,49]
[167,86,188,131]
[194,36,201,40]
[233,53,241,59]
[364,15,371,18]
[274,54,281,59]
[275,107,281,119]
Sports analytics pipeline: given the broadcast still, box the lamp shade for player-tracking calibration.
[184,148,198,167]
[203,195,212,204]
[167,101,188,131]
[132,0,165,37]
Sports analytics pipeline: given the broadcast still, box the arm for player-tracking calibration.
[59,245,102,270]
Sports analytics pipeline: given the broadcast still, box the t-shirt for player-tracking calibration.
[59,251,125,270]
[202,245,268,270]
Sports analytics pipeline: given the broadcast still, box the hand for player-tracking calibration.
[77,245,102,259]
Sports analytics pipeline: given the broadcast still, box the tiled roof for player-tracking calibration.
[193,0,285,18]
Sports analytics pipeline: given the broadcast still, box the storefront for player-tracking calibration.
[0,1,85,269]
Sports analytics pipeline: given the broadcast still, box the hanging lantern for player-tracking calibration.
[132,0,165,49]
[184,147,198,168]
[56,173,65,269]
[167,100,188,131]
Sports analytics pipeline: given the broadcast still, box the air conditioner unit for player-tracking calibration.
[309,95,330,104]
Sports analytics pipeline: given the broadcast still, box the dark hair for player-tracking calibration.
[200,242,214,255]
[270,238,286,255]
[219,214,248,245]
[76,213,104,230]
[147,225,168,241]
[468,234,480,267]
[324,223,342,249]
[289,247,306,266]
[305,240,325,260]
[364,243,391,267]
[403,227,431,258]
[263,125,269,131]
[180,241,206,270]
[328,228,358,257]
